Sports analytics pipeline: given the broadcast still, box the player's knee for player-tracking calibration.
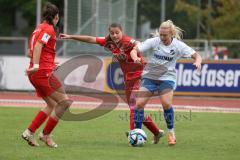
[136,100,145,109]
[128,98,136,106]
[162,101,172,109]
[59,99,72,109]
[55,99,73,118]
[41,106,53,115]
[45,104,54,109]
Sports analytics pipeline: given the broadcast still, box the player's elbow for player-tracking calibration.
[192,52,200,59]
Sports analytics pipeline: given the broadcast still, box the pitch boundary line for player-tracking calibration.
[0,99,240,113]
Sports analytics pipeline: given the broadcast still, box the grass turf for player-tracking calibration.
[0,107,239,160]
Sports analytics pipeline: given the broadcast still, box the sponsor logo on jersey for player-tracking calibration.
[170,49,175,55]
[154,54,173,61]
[41,33,51,43]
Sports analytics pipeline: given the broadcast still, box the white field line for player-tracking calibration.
[0,99,240,113]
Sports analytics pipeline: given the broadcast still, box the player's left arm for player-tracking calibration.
[191,52,202,71]
[25,42,43,75]
[59,33,97,44]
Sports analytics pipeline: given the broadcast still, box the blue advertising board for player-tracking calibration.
[105,60,240,97]
[106,62,124,90]
[175,62,240,95]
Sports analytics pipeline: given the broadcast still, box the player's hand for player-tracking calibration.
[192,52,202,72]
[193,61,201,71]
[25,68,38,76]
[54,62,61,71]
[59,33,71,39]
[133,57,142,64]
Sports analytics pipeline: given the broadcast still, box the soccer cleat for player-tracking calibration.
[167,131,176,146]
[39,132,58,148]
[21,129,39,147]
[152,129,164,144]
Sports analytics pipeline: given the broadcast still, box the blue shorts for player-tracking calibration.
[141,78,176,94]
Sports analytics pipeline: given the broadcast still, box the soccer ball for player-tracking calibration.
[128,129,147,147]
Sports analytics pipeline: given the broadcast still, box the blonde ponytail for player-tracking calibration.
[160,20,184,40]
[149,29,159,38]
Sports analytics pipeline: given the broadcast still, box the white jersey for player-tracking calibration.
[138,37,195,82]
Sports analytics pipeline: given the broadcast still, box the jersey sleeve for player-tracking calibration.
[121,36,136,51]
[96,37,106,46]
[138,38,155,53]
[36,29,52,45]
[178,41,195,58]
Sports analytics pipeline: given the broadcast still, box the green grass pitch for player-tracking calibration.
[0,107,239,160]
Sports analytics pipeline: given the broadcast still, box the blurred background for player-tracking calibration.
[0,0,240,59]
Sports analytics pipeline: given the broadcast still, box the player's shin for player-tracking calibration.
[54,99,73,119]
[129,106,135,130]
[43,99,72,135]
[28,110,48,133]
[134,107,144,129]
[163,107,174,132]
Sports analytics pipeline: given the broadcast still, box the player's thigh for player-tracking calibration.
[158,80,175,108]
[136,87,153,108]
[159,90,174,109]
[125,79,140,105]
[43,96,58,108]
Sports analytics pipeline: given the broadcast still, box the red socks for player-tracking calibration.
[43,117,59,135]
[28,111,59,135]
[129,107,135,130]
[143,115,160,135]
[28,111,48,133]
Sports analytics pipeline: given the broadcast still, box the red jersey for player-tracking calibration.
[28,22,56,70]
[96,35,144,81]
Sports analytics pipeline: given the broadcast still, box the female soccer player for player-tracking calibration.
[22,3,72,148]
[60,23,164,144]
[130,20,202,145]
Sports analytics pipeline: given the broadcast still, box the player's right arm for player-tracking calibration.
[32,42,42,64]
[131,38,154,63]
[59,34,97,44]
[130,46,141,64]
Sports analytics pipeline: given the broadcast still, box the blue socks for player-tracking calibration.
[134,108,144,129]
[134,107,174,130]
[164,107,174,130]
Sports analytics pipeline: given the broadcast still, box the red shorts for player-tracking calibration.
[29,70,62,98]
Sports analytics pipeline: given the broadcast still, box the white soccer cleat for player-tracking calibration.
[39,132,58,148]
[152,129,164,144]
[21,129,39,147]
